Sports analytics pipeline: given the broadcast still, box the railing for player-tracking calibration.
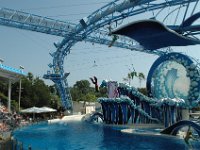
[0,137,25,150]
[0,64,25,76]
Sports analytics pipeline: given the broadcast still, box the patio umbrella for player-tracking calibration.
[20,106,44,120]
[40,106,57,113]
[20,106,44,113]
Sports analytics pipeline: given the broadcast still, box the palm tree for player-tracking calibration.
[123,70,137,86]
[130,71,137,79]
[27,72,34,82]
[138,72,145,88]
[127,73,132,85]
[123,65,137,86]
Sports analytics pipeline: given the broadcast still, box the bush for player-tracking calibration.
[0,92,7,105]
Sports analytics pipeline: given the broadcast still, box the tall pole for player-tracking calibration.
[8,79,11,112]
[18,79,21,111]
[19,65,24,111]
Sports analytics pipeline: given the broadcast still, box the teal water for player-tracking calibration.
[13,121,198,150]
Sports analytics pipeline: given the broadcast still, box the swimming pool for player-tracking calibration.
[13,120,198,150]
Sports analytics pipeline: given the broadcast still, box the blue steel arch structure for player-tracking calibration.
[44,0,200,110]
[48,0,200,110]
[1,0,200,110]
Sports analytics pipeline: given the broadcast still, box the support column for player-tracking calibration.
[18,79,21,111]
[8,79,12,112]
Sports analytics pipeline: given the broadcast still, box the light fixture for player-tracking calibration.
[19,65,24,70]
[0,58,4,64]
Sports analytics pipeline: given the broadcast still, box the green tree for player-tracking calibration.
[27,72,34,82]
[19,76,35,108]
[70,87,80,102]
[124,70,137,86]
[74,80,90,95]
[32,77,51,107]
[0,92,7,105]
[0,72,59,111]
[48,85,61,109]
[138,72,145,88]
[0,80,7,95]
[70,79,106,102]
[16,73,52,108]
[95,87,107,98]
[83,93,97,102]
[50,93,61,109]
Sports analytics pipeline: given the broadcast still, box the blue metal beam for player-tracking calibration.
[0,7,157,54]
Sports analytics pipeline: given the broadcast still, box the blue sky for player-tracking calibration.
[0,0,200,88]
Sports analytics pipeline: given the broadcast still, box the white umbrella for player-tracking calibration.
[40,106,57,113]
[21,106,44,113]
[20,106,44,120]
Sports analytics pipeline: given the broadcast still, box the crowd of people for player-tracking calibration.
[1,103,59,137]
[0,105,10,132]
[0,104,23,141]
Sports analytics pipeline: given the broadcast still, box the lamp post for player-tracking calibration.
[0,58,4,64]
[18,65,24,111]
[18,79,22,111]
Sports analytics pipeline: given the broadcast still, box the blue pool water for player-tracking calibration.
[13,121,198,150]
